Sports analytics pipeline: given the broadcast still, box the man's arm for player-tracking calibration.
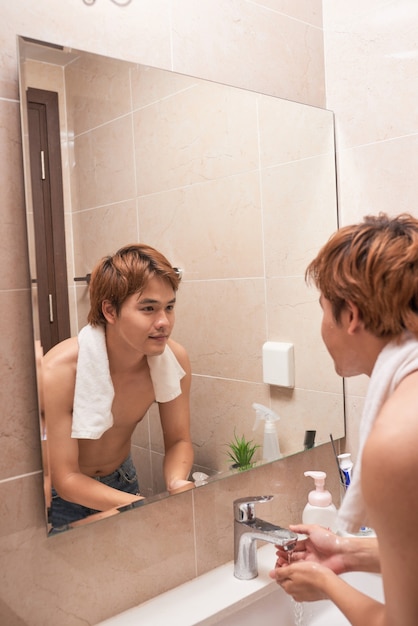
[273,371,418,626]
[361,371,418,626]
[159,340,194,492]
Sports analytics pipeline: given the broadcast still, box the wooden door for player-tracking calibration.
[27,87,70,353]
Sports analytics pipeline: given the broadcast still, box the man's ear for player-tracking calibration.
[102,300,116,324]
[346,301,363,334]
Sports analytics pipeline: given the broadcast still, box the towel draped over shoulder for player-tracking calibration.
[337,332,418,533]
[71,324,185,440]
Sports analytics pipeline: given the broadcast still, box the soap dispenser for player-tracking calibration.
[252,403,282,462]
[302,471,337,531]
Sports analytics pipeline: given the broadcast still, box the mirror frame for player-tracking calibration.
[18,36,345,535]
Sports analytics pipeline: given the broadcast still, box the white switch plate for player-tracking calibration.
[262,341,294,388]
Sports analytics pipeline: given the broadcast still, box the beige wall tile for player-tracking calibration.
[74,115,136,210]
[337,137,418,221]
[138,172,264,280]
[0,291,42,479]
[263,155,338,277]
[0,100,29,290]
[253,0,323,27]
[188,376,271,472]
[72,200,138,279]
[324,2,418,150]
[130,64,199,109]
[74,283,92,330]
[23,58,64,92]
[134,80,259,195]
[187,376,344,469]
[65,53,134,136]
[171,0,325,106]
[343,394,365,466]
[174,278,266,381]
[270,386,345,455]
[259,95,334,167]
[344,374,369,399]
[266,276,342,394]
[0,488,196,626]
[0,474,45,538]
[67,284,79,337]
[131,444,152,495]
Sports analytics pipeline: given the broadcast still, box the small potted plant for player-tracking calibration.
[226,430,260,471]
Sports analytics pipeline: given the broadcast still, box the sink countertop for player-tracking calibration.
[96,543,278,626]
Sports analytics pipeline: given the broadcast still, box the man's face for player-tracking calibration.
[110,276,176,357]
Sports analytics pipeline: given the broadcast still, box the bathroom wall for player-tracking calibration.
[3,0,415,624]
[0,2,332,625]
[21,47,341,499]
[322,0,418,462]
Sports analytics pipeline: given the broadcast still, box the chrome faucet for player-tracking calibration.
[234,495,298,580]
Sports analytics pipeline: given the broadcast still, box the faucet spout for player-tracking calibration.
[233,496,298,580]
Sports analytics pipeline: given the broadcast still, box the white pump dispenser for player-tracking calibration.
[302,471,337,531]
[252,403,282,462]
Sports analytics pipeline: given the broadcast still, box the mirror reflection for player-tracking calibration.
[19,37,345,535]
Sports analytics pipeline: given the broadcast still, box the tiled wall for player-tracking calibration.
[0,2,334,624]
[322,0,418,462]
[4,0,416,624]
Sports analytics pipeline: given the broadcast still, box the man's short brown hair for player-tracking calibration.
[87,244,181,327]
[306,213,418,339]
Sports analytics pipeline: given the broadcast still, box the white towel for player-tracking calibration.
[71,325,186,439]
[337,332,418,533]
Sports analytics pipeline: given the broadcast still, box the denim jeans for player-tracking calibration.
[49,454,139,533]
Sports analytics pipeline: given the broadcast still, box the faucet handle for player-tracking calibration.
[233,495,274,522]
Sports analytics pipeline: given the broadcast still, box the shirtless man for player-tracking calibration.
[270,213,418,626]
[42,244,194,530]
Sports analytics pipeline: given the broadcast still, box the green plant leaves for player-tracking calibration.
[226,431,260,470]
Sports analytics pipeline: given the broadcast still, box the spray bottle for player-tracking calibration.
[252,403,282,462]
[302,471,337,531]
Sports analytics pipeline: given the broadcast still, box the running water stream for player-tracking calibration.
[291,599,305,625]
[287,550,305,625]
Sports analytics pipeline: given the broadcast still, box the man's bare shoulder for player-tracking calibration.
[42,337,79,377]
[41,338,79,412]
[364,369,418,480]
[377,369,418,431]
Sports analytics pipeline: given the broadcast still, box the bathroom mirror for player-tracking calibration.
[19,36,344,535]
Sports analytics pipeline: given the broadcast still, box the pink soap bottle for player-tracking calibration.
[302,470,337,531]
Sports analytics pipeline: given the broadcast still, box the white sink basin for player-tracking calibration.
[96,544,384,626]
[216,569,384,626]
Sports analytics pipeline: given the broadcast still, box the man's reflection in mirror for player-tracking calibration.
[41,244,194,533]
